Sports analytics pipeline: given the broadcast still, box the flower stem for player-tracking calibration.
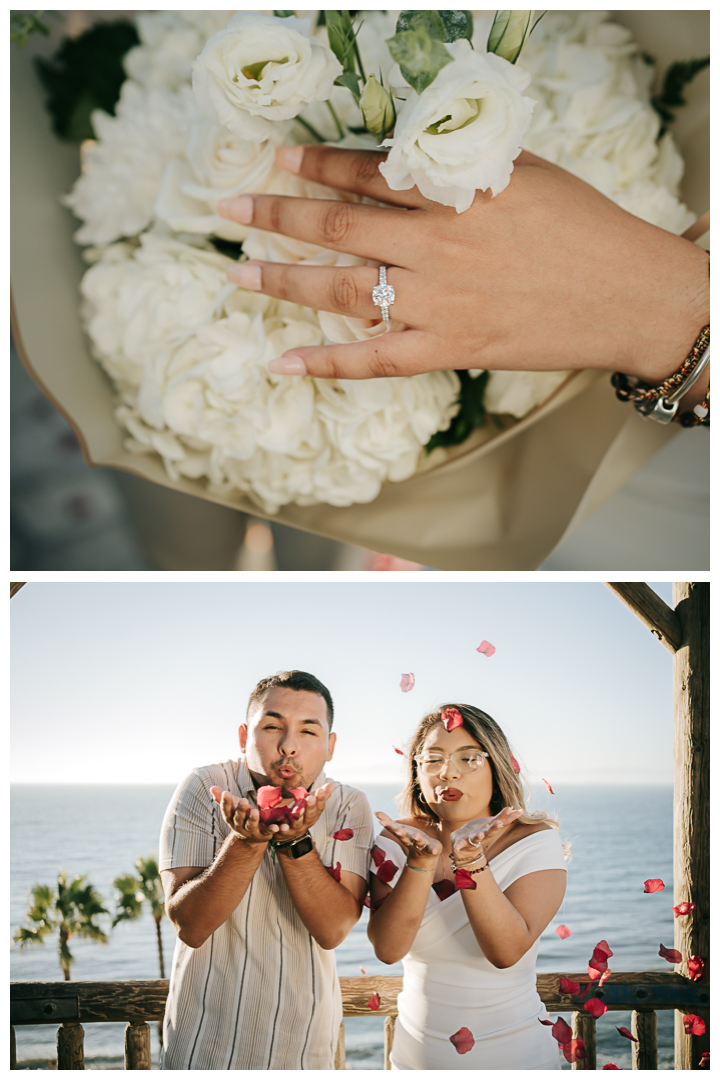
[294,115,327,143]
[326,99,345,140]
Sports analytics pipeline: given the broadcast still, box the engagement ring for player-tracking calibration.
[372,266,395,324]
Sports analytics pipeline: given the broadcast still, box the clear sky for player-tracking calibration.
[11,582,675,789]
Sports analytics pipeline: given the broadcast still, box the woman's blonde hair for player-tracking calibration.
[398,704,559,833]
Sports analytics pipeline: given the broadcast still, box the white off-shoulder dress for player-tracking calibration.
[371,830,567,1070]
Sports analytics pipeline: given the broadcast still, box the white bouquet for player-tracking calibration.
[57,9,697,514]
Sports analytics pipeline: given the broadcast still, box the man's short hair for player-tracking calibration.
[246,671,334,730]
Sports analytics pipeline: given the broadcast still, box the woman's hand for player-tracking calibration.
[218,144,709,390]
[375,811,442,867]
[451,807,523,864]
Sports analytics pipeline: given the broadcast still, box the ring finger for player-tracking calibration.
[228,260,416,324]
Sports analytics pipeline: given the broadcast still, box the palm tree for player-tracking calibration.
[112,854,167,979]
[14,871,109,980]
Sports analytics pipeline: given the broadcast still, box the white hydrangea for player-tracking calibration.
[63,82,200,245]
[80,235,460,512]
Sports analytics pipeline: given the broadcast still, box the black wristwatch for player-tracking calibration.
[274,832,314,859]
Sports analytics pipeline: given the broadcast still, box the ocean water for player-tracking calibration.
[11,782,677,1070]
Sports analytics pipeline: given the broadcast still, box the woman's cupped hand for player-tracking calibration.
[218,144,708,385]
[451,806,523,862]
[375,811,442,867]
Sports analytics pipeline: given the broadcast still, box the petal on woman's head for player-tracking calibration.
[442,707,464,731]
[449,1028,475,1054]
[643,878,665,893]
[555,924,572,940]
[476,640,496,657]
[400,673,415,692]
[659,943,682,964]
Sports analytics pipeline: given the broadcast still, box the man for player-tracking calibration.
[158,670,373,1070]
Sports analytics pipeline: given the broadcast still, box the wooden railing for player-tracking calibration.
[10,972,708,1070]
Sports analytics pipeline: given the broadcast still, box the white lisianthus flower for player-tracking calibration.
[124,11,231,91]
[154,117,276,241]
[483,369,570,418]
[63,82,200,245]
[380,40,535,211]
[192,12,343,142]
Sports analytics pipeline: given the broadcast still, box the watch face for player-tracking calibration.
[290,835,314,859]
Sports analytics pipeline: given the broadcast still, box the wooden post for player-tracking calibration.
[631,1010,658,1069]
[571,1012,596,1070]
[10,583,25,599]
[124,1021,151,1069]
[603,583,682,653]
[672,582,709,1070]
[383,1016,396,1070]
[10,1025,16,1069]
[334,1020,346,1070]
[57,1021,85,1070]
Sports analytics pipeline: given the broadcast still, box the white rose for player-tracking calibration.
[154,117,276,240]
[124,11,231,92]
[63,82,199,245]
[380,41,535,211]
[192,12,343,142]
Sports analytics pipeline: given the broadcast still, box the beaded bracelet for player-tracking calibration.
[450,853,488,874]
[612,325,710,426]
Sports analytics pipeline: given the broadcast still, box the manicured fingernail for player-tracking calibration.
[227,261,262,290]
[268,354,308,376]
[218,195,254,224]
[275,145,305,174]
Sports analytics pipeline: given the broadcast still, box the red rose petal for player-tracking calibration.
[442,707,463,731]
[362,894,373,909]
[454,868,477,891]
[288,788,308,819]
[552,1017,573,1046]
[259,805,289,825]
[687,955,705,981]
[682,1015,705,1036]
[326,862,342,882]
[585,998,608,1019]
[616,1027,638,1043]
[659,943,682,964]
[594,940,614,960]
[393,746,406,756]
[432,879,457,901]
[598,968,612,988]
[367,992,380,1011]
[375,859,399,884]
[333,829,354,840]
[602,1065,621,1069]
[476,640,496,657]
[559,978,581,995]
[579,981,594,1000]
[360,967,367,975]
[539,1018,554,1026]
[556,924,572,940]
[257,785,284,809]
[699,1052,710,1068]
[563,1039,587,1065]
[371,844,386,868]
[449,1027,475,1055]
[643,878,665,893]
[542,778,555,794]
[672,902,697,918]
[510,751,521,775]
[400,673,415,692]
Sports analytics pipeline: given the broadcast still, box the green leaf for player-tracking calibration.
[325,10,357,73]
[273,10,295,16]
[395,10,446,41]
[651,57,709,130]
[386,27,453,94]
[438,10,474,42]
[11,11,52,49]
[424,370,489,452]
[487,10,534,64]
[34,20,139,142]
[334,70,362,100]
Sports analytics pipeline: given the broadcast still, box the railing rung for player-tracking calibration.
[334,1020,346,1070]
[631,1010,658,1070]
[125,1020,151,1069]
[571,1011,596,1070]
[383,1016,396,1070]
[57,1020,85,1070]
[10,1025,16,1070]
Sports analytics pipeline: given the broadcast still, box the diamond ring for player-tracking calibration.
[372,266,395,324]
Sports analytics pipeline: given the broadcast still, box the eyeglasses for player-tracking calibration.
[414,750,490,775]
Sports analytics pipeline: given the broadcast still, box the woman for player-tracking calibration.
[367,704,567,1070]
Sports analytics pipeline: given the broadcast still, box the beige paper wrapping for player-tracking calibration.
[11,12,708,570]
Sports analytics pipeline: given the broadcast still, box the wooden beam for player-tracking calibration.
[604,583,682,653]
[672,583,709,1070]
[10,583,25,599]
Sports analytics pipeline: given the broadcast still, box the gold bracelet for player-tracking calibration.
[612,325,710,425]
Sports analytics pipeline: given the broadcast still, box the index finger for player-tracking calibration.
[276,144,432,210]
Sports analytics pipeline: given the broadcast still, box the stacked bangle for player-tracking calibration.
[612,325,710,426]
[450,853,488,875]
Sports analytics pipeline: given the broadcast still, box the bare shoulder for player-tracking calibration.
[508,821,554,844]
